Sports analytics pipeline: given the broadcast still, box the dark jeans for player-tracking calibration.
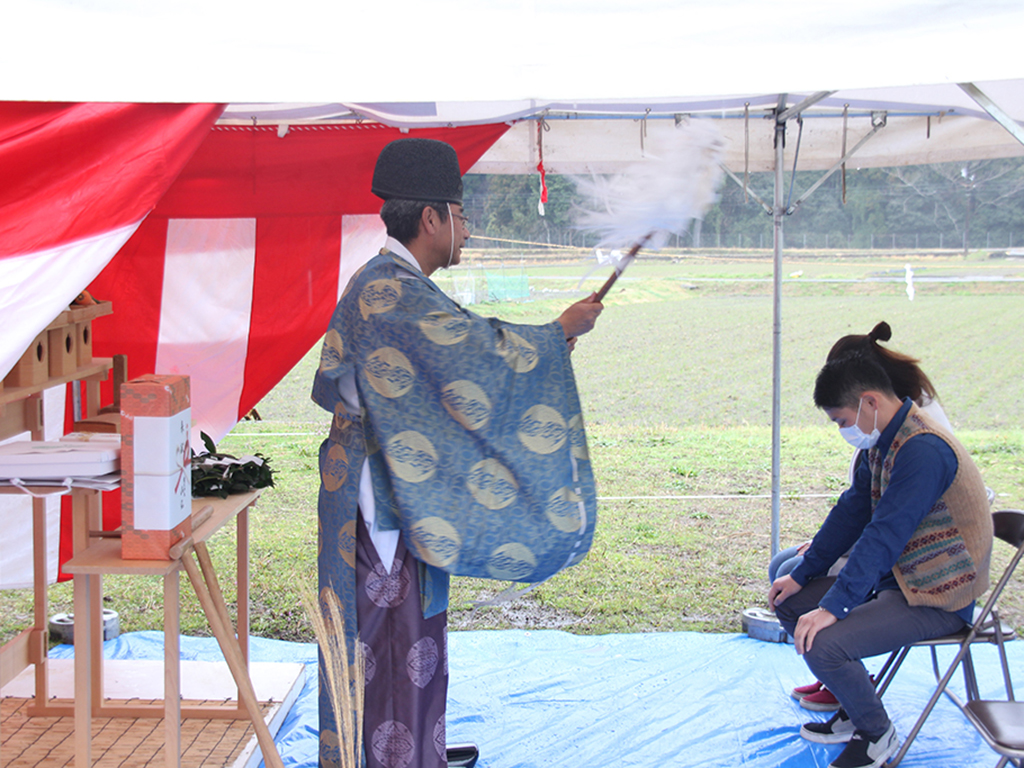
[776,577,966,736]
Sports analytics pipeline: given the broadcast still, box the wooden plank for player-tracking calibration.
[0,397,27,439]
[22,701,262,720]
[0,629,32,689]
[2,696,276,768]
[237,506,250,710]
[63,538,179,576]
[190,492,260,544]
[0,359,112,408]
[61,491,246,575]
[180,549,284,768]
[73,573,94,768]
[32,496,50,706]
[63,300,113,325]
[86,492,104,714]
[235,664,305,768]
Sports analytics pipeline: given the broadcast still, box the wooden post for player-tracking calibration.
[73,574,93,768]
[164,568,181,768]
[32,497,49,705]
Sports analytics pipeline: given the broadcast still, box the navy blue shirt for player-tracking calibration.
[790,398,973,623]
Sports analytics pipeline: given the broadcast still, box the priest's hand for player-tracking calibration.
[558,293,603,340]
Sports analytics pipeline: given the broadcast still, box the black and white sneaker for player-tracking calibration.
[829,724,899,768]
[800,709,856,744]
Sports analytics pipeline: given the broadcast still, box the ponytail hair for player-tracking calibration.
[826,321,937,404]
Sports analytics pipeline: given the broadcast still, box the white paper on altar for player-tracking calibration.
[0,386,64,589]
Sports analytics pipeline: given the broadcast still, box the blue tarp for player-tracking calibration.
[51,630,1017,767]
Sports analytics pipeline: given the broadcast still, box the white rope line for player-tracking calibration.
[598,493,836,500]
[227,432,325,436]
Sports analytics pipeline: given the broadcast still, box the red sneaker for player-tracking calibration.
[791,681,824,701]
[799,686,841,711]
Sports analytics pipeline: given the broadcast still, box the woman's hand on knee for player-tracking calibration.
[794,607,837,655]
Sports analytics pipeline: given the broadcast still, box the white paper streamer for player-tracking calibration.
[575,121,725,250]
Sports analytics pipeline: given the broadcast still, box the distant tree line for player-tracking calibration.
[463,158,1024,252]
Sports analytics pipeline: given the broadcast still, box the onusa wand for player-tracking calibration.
[576,122,725,300]
[593,233,651,302]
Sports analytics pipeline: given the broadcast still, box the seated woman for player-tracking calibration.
[770,350,992,768]
[773,321,955,712]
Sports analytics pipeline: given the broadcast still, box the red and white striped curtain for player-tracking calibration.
[0,101,224,384]
[0,105,509,583]
[88,121,509,443]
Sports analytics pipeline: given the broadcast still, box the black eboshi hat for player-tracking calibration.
[371,138,464,205]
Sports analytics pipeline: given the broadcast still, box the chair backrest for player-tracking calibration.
[979,511,1024,628]
[993,509,1024,551]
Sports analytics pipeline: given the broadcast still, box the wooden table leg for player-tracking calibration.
[237,506,250,714]
[72,488,101,768]
[164,567,182,768]
[180,547,285,768]
[32,497,49,706]
[86,494,103,713]
[73,571,93,768]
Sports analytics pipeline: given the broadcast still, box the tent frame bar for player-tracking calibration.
[778,91,836,123]
[719,164,773,214]
[787,112,888,213]
[770,97,786,557]
[959,82,1024,147]
[720,105,888,222]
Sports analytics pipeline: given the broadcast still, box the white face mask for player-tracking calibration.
[839,398,880,450]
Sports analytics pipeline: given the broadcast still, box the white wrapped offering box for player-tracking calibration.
[120,374,192,559]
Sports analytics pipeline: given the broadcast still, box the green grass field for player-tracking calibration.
[2,249,1023,644]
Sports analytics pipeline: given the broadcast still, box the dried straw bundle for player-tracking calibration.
[302,584,365,768]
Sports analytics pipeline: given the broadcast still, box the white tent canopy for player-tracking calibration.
[225,82,1024,175]
[6,0,1024,103]
[6,0,1024,559]
[11,2,1024,176]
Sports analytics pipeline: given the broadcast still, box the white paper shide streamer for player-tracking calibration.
[577,121,725,249]
[575,122,725,298]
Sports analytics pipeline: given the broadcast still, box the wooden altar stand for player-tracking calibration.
[1,303,301,768]
[2,491,302,768]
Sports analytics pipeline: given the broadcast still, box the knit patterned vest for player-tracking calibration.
[868,403,993,612]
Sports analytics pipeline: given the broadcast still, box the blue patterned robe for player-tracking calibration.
[311,248,597,765]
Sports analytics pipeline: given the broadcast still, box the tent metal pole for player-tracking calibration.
[778,90,835,123]
[771,98,786,558]
[959,82,1024,147]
